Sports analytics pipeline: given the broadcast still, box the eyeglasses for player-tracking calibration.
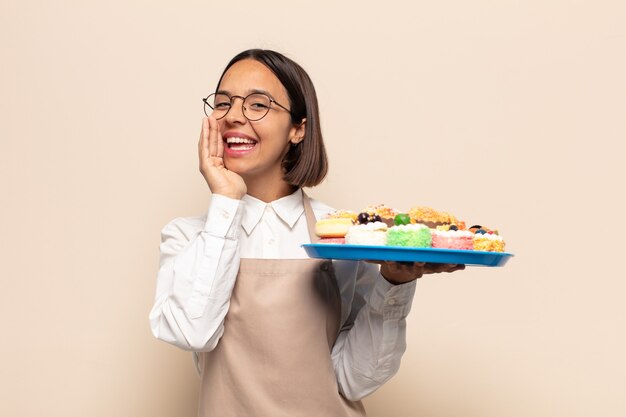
[202,92,291,121]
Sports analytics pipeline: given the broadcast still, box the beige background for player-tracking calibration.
[2,0,625,416]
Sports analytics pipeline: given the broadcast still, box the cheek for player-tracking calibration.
[258,124,292,147]
[217,119,227,132]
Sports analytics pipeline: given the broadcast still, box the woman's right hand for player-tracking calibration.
[198,116,247,200]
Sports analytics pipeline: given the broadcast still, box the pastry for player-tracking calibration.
[409,206,458,228]
[345,222,388,245]
[362,205,397,227]
[318,237,346,244]
[468,224,497,234]
[431,229,474,250]
[325,209,359,222]
[472,228,505,252]
[315,218,354,239]
[387,224,432,247]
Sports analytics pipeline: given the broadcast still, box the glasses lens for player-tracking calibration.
[206,93,231,119]
[243,93,271,121]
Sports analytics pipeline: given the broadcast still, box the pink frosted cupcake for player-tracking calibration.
[431,229,474,250]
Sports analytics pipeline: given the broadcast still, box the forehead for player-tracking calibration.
[218,59,287,99]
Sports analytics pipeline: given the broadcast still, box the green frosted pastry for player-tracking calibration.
[387,224,432,247]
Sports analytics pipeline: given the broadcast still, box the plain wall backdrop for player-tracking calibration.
[1,1,625,416]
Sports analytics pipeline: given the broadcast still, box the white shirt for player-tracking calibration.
[149,189,417,401]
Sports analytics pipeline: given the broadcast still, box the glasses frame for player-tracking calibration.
[202,92,291,121]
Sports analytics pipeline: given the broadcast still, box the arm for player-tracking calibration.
[331,261,417,401]
[149,116,247,351]
[331,261,465,400]
[148,195,243,351]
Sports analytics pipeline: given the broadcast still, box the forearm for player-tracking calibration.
[332,276,416,400]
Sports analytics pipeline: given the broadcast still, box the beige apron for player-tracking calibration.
[197,192,366,417]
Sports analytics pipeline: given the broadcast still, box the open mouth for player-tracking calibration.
[225,137,257,151]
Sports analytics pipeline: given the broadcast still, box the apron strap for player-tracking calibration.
[301,190,319,243]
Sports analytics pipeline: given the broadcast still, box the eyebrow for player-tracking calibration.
[216,88,276,99]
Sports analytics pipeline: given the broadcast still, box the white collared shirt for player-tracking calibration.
[149,189,416,401]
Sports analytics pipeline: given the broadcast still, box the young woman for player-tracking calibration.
[149,49,464,417]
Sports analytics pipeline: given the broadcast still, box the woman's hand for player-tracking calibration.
[198,116,247,199]
[367,261,465,285]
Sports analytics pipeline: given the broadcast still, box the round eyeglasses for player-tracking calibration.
[202,92,291,121]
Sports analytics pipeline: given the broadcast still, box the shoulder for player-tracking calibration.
[160,214,206,243]
[308,197,336,221]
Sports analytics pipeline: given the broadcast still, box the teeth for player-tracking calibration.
[226,137,256,144]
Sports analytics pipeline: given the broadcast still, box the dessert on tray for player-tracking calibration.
[408,206,459,228]
[315,210,357,244]
[345,214,388,245]
[314,206,506,252]
[431,227,474,250]
[361,204,398,227]
[387,224,432,247]
[325,209,359,222]
[345,222,388,245]
[471,226,505,252]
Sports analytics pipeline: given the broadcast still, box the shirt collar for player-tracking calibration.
[240,188,304,235]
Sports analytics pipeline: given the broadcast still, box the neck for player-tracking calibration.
[244,175,298,203]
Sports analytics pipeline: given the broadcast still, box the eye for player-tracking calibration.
[245,94,271,110]
[249,102,269,109]
[211,93,232,109]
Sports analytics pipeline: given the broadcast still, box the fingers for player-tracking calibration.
[426,263,450,273]
[395,261,425,275]
[198,117,209,170]
[205,115,224,159]
[423,263,465,274]
[367,260,465,278]
[380,261,425,282]
[367,260,425,267]
[208,116,218,157]
[439,263,464,273]
[215,119,224,158]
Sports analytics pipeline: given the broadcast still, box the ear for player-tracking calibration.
[289,118,307,145]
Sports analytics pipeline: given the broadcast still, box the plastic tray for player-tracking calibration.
[302,244,513,267]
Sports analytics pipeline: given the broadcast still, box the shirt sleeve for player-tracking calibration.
[330,260,417,401]
[148,194,243,352]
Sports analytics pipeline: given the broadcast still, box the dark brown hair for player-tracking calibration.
[215,49,328,187]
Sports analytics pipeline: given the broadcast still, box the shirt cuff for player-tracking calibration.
[204,194,242,239]
[368,276,417,320]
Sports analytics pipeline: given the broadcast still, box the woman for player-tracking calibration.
[149,49,464,417]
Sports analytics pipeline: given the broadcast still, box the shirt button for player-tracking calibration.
[386,298,397,306]
[268,238,275,245]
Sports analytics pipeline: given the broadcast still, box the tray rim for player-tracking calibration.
[302,243,514,267]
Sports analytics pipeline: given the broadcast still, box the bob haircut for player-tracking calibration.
[215,49,328,188]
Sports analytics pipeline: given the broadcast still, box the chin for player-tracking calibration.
[224,158,254,177]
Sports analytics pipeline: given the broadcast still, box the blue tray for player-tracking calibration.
[302,244,513,267]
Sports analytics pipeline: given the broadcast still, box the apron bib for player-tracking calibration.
[197,192,366,417]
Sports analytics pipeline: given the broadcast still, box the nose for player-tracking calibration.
[225,96,247,125]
